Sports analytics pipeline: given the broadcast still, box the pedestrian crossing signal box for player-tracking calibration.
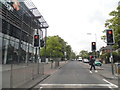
[34,35,39,47]
[106,29,115,45]
[91,42,96,51]
[40,39,45,47]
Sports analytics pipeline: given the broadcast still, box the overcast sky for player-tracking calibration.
[31,0,119,54]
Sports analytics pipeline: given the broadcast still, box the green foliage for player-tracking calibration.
[66,45,72,60]
[79,50,89,59]
[40,35,72,60]
[76,55,80,59]
[103,5,120,49]
[112,51,120,63]
[100,51,120,63]
[71,51,76,59]
[100,4,120,63]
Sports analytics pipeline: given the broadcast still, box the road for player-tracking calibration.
[34,61,118,90]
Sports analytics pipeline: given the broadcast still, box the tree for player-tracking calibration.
[66,45,72,60]
[40,35,72,60]
[101,4,120,63]
[71,51,76,60]
[79,50,89,59]
[102,5,120,49]
[40,36,63,58]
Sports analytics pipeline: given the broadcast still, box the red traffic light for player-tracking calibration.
[91,42,96,51]
[108,31,112,34]
[34,35,39,39]
[34,35,39,47]
[106,29,114,45]
[92,42,95,45]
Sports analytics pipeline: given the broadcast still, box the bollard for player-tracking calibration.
[118,63,120,89]
[118,74,120,90]
[114,63,120,75]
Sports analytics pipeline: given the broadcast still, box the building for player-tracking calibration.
[0,0,48,64]
[99,46,111,55]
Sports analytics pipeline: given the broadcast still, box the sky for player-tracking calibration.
[31,0,119,54]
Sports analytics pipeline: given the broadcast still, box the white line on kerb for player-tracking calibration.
[103,79,118,88]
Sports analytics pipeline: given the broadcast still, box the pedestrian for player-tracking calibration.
[89,56,97,73]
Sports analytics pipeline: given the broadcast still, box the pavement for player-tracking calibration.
[18,61,68,89]
[96,64,119,87]
[79,61,119,87]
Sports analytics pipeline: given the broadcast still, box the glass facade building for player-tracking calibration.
[0,0,42,64]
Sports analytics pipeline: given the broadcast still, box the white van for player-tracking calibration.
[77,57,82,61]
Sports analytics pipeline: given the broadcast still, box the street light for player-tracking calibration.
[87,33,97,58]
[87,33,97,43]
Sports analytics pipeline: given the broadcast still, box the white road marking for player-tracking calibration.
[89,71,92,73]
[39,84,117,88]
[103,79,118,88]
[40,87,43,90]
[81,62,104,70]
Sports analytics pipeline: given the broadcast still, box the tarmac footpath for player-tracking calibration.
[19,61,68,89]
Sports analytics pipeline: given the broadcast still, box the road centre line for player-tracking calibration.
[103,79,118,88]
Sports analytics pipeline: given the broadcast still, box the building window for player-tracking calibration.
[2,19,8,34]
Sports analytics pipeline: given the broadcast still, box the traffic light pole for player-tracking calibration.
[110,45,114,75]
[37,23,39,74]
[44,28,47,63]
[106,29,115,75]
[94,50,96,59]
[118,2,120,88]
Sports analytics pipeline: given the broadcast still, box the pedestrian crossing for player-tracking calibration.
[38,84,118,89]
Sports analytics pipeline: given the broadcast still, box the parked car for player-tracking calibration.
[95,61,102,66]
[71,59,75,61]
[83,59,89,63]
[77,58,82,61]
[29,57,35,62]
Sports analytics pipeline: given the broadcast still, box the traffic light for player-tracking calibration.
[34,35,39,47]
[91,42,96,51]
[40,39,44,47]
[106,29,114,45]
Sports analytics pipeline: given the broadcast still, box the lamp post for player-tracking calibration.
[87,33,97,43]
[87,33,97,58]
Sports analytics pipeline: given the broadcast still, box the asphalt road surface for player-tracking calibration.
[34,61,118,90]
